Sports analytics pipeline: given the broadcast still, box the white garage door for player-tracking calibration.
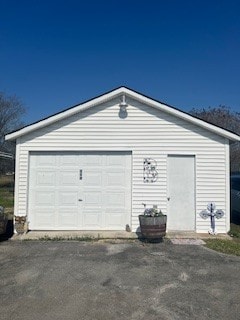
[28,152,131,230]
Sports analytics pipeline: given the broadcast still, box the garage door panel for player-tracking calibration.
[82,155,102,166]
[59,171,78,186]
[105,192,126,206]
[83,191,102,206]
[58,191,78,206]
[105,171,126,187]
[82,210,102,228]
[106,155,126,166]
[105,211,125,228]
[29,152,131,230]
[34,209,55,228]
[83,171,102,187]
[58,209,78,227]
[36,171,56,186]
[35,191,56,206]
[36,155,57,167]
[59,155,79,166]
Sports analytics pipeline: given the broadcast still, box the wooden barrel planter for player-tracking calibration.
[139,215,167,240]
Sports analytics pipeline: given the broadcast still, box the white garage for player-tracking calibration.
[5,87,240,234]
[28,152,131,230]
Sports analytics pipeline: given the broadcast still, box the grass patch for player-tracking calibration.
[0,175,14,209]
[205,223,240,256]
[23,235,138,242]
[37,235,96,241]
[0,187,14,207]
[0,175,14,188]
[205,238,240,256]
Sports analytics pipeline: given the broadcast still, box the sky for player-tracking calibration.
[0,0,240,125]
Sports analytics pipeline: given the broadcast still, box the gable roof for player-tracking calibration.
[5,86,240,142]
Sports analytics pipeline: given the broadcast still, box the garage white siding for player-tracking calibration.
[14,96,230,233]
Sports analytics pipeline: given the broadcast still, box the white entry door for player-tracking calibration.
[167,155,195,231]
[28,152,131,230]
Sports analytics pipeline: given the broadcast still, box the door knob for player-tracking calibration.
[167,197,170,201]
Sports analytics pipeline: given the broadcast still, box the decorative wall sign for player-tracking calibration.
[143,158,158,183]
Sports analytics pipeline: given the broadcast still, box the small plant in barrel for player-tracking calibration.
[139,204,167,240]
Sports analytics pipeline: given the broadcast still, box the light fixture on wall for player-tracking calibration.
[119,94,128,112]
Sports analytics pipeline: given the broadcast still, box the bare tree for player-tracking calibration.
[189,106,240,172]
[0,92,26,173]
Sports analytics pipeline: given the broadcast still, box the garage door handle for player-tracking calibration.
[79,169,83,180]
[78,199,83,201]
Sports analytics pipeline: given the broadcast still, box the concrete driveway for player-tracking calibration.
[0,240,239,320]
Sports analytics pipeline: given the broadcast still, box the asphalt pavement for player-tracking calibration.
[0,240,239,320]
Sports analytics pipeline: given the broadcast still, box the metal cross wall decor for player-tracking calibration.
[199,202,224,235]
[143,158,158,183]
